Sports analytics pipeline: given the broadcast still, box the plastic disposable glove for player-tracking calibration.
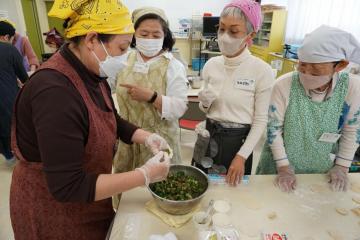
[198,89,217,108]
[328,165,349,192]
[275,166,297,193]
[136,151,170,186]
[145,133,172,157]
[194,121,210,138]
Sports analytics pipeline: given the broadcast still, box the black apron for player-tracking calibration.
[192,118,252,175]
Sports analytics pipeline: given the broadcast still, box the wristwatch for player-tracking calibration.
[148,91,158,103]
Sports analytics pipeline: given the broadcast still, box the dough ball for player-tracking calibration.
[335,208,349,216]
[213,200,231,214]
[351,207,360,217]
[352,197,360,205]
[327,230,344,240]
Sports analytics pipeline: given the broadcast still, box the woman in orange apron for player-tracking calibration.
[10,1,170,239]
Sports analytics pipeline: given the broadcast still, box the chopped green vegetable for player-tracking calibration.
[164,148,173,159]
[150,171,205,201]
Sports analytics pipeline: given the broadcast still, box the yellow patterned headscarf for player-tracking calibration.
[48,0,134,39]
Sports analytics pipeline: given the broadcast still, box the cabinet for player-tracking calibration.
[249,9,287,62]
[268,52,297,78]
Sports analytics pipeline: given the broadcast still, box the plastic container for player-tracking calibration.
[212,213,231,227]
[188,76,203,89]
[283,44,300,59]
[193,211,211,230]
[192,58,206,71]
[213,200,231,214]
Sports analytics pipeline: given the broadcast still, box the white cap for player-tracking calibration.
[132,7,169,26]
[298,25,360,64]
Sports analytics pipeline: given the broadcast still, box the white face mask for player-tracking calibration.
[299,72,333,90]
[218,33,248,57]
[92,41,128,78]
[135,37,164,57]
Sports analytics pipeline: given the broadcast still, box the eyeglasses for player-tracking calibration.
[294,62,340,76]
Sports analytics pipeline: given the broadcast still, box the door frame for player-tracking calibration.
[21,0,44,58]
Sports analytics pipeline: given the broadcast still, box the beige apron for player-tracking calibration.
[113,51,182,205]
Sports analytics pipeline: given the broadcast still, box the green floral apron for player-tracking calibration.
[256,72,349,174]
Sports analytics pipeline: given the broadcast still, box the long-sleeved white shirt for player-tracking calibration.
[135,51,188,121]
[269,71,360,168]
[200,48,274,159]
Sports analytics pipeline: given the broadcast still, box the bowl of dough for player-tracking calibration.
[148,164,209,215]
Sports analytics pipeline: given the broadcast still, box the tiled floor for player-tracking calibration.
[0,129,261,239]
[0,155,15,240]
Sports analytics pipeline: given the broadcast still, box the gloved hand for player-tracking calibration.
[328,165,349,192]
[275,166,297,193]
[136,151,170,186]
[145,133,171,156]
[198,88,217,108]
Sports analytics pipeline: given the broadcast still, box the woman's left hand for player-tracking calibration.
[226,155,246,186]
[144,133,171,155]
[120,83,154,102]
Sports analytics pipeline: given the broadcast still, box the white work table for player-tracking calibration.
[109,174,360,240]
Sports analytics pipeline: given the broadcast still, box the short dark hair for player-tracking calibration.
[131,13,175,51]
[63,18,115,45]
[0,21,16,37]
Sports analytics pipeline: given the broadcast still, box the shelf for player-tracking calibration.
[201,50,222,55]
[263,21,272,24]
[201,38,218,42]
[175,36,190,40]
[260,29,271,31]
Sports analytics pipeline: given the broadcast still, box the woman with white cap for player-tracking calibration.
[114,6,188,196]
[256,26,360,193]
[193,0,274,186]
[10,1,171,239]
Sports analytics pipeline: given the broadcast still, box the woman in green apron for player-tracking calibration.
[256,26,360,192]
[114,7,188,205]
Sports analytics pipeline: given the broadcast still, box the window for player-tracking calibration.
[285,0,360,44]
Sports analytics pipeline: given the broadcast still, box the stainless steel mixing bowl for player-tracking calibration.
[148,164,209,215]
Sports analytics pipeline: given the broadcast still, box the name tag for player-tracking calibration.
[234,78,255,90]
[133,62,149,74]
[319,133,342,143]
[329,153,336,162]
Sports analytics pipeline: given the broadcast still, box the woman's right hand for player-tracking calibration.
[136,151,170,186]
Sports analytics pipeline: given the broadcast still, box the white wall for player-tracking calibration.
[0,0,27,35]
[122,0,288,31]
[261,0,288,7]
[122,0,228,31]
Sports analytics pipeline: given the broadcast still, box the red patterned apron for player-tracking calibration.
[10,52,117,240]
